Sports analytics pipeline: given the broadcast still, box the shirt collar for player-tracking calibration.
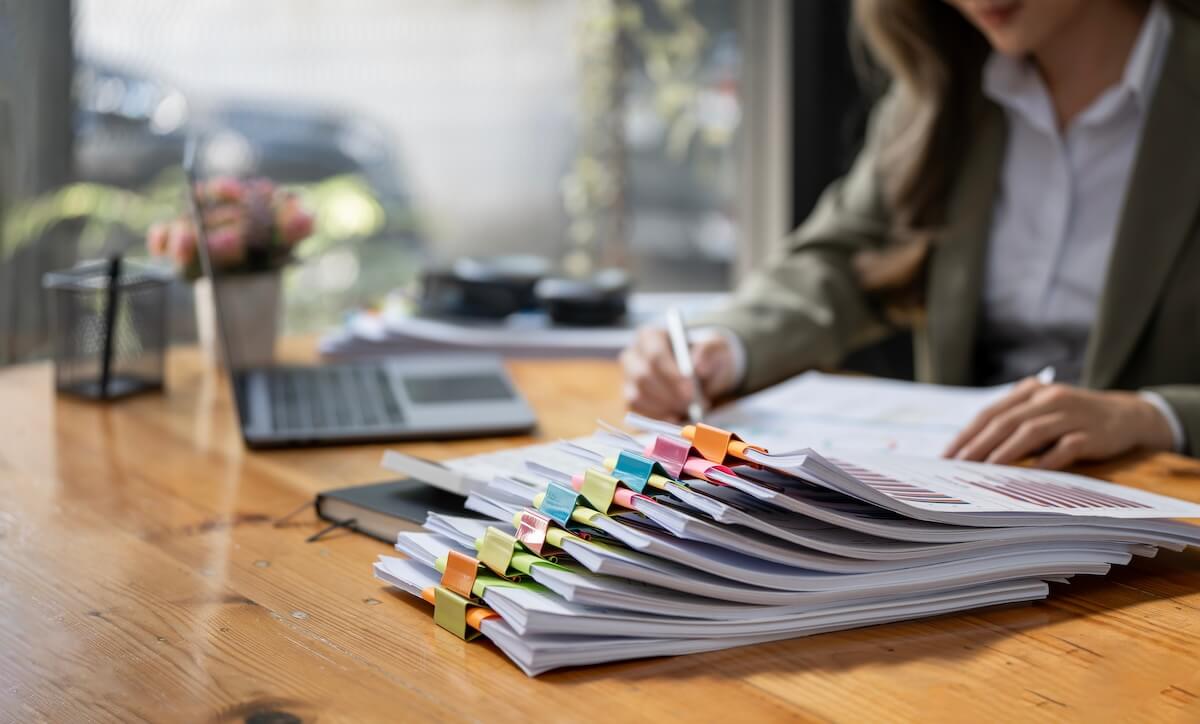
[983,0,1173,130]
[1123,0,1172,106]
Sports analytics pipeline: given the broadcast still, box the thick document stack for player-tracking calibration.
[374,415,1200,676]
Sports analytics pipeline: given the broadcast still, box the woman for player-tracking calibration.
[622,0,1200,469]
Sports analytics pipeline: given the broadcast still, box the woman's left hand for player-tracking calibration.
[943,378,1176,469]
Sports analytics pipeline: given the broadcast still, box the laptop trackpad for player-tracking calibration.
[401,373,515,404]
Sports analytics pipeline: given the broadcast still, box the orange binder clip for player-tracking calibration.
[440,549,480,599]
[683,423,766,464]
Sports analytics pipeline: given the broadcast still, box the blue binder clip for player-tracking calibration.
[611,451,672,493]
[538,481,581,527]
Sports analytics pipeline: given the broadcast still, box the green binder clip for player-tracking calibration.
[478,526,520,577]
[433,586,483,641]
[580,468,619,513]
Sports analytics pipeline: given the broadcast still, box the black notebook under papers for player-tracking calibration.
[315,479,483,543]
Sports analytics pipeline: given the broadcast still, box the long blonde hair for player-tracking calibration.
[848,0,1196,310]
[851,0,988,242]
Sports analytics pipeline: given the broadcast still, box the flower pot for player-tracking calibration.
[194,273,281,368]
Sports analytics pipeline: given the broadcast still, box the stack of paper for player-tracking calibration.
[319,291,727,359]
[374,416,1200,676]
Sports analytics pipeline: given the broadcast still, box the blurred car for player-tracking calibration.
[73,58,413,219]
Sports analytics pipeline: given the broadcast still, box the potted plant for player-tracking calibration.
[146,178,315,368]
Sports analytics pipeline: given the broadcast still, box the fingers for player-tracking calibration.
[692,336,736,401]
[983,411,1072,465]
[943,376,1048,458]
[1037,431,1089,470]
[620,350,683,419]
[648,342,690,402]
[952,384,1081,463]
[620,328,689,420]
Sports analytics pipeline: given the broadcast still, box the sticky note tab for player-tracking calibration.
[539,481,582,526]
[545,526,579,549]
[515,509,552,555]
[433,586,482,640]
[580,468,619,513]
[478,527,518,577]
[572,506,604,526]
[440,550,480,599]
[645,436,693,478]
[470,570,526,598]
[683,457,736,484]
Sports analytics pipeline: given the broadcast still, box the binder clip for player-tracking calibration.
[478,527,520,578]
[432,586,487,641]
[538,481,582,526]
[683,423,766,464]
[610,451,673,493]
[440,549,480,599]
[580,468,620,512]
[515,509,552,555]
[645,435,694,478]
[511,509,583,556]
[571,469,653,514]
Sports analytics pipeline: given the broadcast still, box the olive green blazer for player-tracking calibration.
[698,6,1200,452]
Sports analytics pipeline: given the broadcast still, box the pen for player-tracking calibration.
[1036,365,1056,385]
[665,307,705,424]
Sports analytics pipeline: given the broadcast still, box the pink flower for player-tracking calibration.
[146,176,315,279]
[166,219,197,268]
[274,195,315,245]
[204,177,245,204]
[207,226,247,266]
[146,222,169,256]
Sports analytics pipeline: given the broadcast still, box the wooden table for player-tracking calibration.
[3,343,1200,723]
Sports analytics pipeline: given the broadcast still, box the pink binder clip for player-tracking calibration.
[644,435,693,478]
[515,509,552,555]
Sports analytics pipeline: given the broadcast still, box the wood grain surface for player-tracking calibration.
[2,341,1200,723]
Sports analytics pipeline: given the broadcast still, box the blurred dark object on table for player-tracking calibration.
[417,255,630,326]
[535,269,630,327]
[43,257,171,400]
[417,255,551,319]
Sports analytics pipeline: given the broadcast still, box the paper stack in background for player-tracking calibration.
[319,291,727,359]
[374,414,1200,676]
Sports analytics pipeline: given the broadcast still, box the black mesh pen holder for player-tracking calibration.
[43,258,172,400]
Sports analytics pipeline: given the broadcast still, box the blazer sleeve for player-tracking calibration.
[1143,385,1200,455]
[691,94,900,394]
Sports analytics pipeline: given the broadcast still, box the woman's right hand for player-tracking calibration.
[619,326,739,421]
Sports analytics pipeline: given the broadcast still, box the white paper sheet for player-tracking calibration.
[705,371,1012,457]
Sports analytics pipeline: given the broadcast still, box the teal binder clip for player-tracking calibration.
[611,451,672,493]
[539,481,581,527]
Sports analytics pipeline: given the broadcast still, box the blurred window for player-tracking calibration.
[1,0,743,363]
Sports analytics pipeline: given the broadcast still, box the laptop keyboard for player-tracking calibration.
[268,365,404,432]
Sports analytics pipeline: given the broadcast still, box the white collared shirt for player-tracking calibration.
[714,1,1186,450]
[977,0,1172,386]
[978,0,1183,448]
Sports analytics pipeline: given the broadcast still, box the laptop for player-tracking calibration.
[183,141,537,448]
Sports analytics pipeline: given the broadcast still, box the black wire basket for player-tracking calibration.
[43,258,172,400]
